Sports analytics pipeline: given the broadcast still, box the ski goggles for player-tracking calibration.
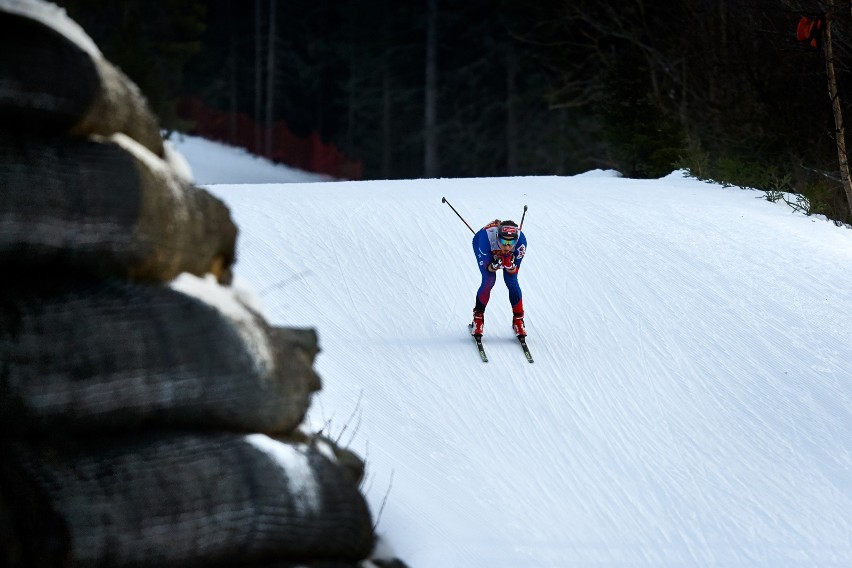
[499,237,517,247]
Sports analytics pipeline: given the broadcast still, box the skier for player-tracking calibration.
[470,219,527,337]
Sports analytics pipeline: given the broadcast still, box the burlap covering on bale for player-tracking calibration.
[0,5,163,156]
[0,279,321,434]
[0,133,236,283]
[4,433,374,567]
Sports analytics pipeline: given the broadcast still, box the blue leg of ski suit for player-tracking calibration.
[471,229,525,313]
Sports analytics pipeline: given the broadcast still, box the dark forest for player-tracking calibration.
[59,0,852,223]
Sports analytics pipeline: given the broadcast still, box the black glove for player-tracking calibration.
[489,256,503,271]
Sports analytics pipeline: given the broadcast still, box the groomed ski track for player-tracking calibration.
[207,172,852,567]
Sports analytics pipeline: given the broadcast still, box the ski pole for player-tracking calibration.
[441,197,475,234]
[519,205,528,231]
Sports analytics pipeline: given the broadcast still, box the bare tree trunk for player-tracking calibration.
[265,0,277,158]
[506,43,518,175]
[382,0,392,178]
[254,0,263,155]
[822,14,852,219]
[382,67,392,178]
[423,0,438,177]
[228,0,237,145]
[560,108,571,174]
[347,58,355,153]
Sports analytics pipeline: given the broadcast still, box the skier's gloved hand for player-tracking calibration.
[502,254,516,271]
[489,256,503,271]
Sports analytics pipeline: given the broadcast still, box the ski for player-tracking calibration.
[518,335,534,363]
[468,325,488,362]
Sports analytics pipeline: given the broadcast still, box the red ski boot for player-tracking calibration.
[512,314,527,337]
[470,310,485,336]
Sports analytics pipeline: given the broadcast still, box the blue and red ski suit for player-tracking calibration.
[472,220,527,316]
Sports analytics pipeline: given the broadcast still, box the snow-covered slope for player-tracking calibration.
[186,141,852,566]
[167,134,333,185]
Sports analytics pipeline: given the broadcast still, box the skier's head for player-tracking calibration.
[498,220,519,251]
